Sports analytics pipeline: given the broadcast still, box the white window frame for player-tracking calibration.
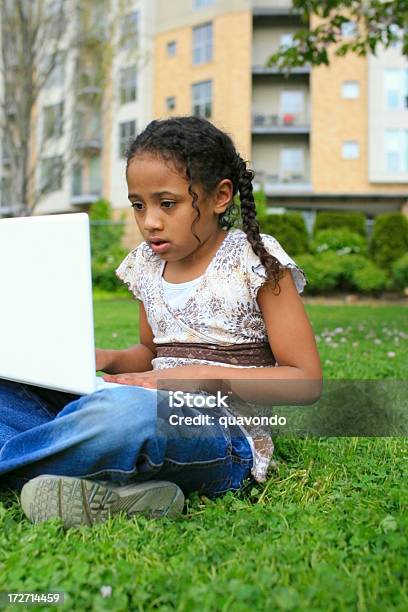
[192,80,212,118]
[342,81,360,99]
[384,129,407,173]
[44,52,65,89]
[280,148,304,175]
[42,102,64,141]
[192,22,213,65]
[40,155,64,193]
[384,68,408,111]
[342,141,360,159]
[121,11,139,50]
[118,120,137,158]
[280,90,304,115]
[120,65,137,105]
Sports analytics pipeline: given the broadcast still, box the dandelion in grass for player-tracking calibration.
[100,586,112,598]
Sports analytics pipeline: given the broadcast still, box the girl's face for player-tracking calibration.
[127,153,231,264]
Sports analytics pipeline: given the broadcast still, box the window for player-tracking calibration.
[119,121,136,157]
[192,23,213,65]
[341,21,358,38]
[120,66,137,104]
[193,0,215,9]
[72,163,83,197]
[280,33,294,50]
[342,81,360,99]
[280,90,304,114]
[385,129,408,173]
[47,0,66,38]
[280,148,304,174]
[384,69,408,110]
[342,141,359,159]
[192,80,212,118]
[166,96,176,111]
[44,52,65,88]
[121,11,139,49]
[167,41,177,57]
[42,102,64,141]
[89,156,102,194]
[41,156,63,193]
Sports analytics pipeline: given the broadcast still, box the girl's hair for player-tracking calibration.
[126,116,285,293]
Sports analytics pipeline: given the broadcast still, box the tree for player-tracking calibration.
[267,0,407,72]
[0,0,75,215]
[0,0,142,217]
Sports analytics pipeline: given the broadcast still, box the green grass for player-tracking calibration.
[1,299,407,611]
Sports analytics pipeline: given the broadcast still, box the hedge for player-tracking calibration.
[313,211,366,237]
[370,213,408,271]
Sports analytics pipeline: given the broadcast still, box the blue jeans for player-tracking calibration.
[0,379,253,498]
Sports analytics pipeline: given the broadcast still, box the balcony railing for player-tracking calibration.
[254,171,313,193]
[71,188,101,206]
[252,113,310,133]
[74,137,103,154]
[252,65,310,75]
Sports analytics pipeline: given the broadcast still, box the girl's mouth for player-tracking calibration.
[150,241,171,254]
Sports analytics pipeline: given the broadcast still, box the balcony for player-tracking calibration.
[252,65,310,76]
[74,137,103,155]
[253,171,312,194]
[252,113,310,135]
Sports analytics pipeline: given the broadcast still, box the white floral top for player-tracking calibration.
[116,228,307,482]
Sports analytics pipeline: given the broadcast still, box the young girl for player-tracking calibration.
[0,116,322,528]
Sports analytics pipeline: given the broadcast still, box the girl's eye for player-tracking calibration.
[161,201,175,208]
[131,202,144,210]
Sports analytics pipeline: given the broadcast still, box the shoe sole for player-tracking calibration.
[20,475,184,528]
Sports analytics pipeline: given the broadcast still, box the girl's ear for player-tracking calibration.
[213,179,233,215]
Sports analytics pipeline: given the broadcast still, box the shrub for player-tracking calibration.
[391,252,408,290]
[311,229,368,256]
[350,261,389,294]
[254,190,309,255]
[89,199,128,291]
[370,213,408,271]
[295,252,390,294]
[295,252,343,294]
[313,211,366,237]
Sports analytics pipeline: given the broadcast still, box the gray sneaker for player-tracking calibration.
[20,475,184,528]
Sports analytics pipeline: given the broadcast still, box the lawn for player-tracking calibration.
[0,298,407,611]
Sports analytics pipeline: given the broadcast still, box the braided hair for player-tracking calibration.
[126,116,285,294]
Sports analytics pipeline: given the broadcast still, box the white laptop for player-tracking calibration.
[0,213,150,396]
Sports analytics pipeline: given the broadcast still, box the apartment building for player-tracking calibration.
[154,0,408,231]
[1,0,407,237]
[0,0,154,245]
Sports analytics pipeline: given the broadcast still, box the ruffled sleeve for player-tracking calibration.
[115,245,143,300]
[246,233,307,301]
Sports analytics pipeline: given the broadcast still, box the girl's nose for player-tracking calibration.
[143,211,164,232]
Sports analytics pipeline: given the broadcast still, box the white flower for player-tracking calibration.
[100,586,112,598]
[334,327,344,334]
[325,337,332,343]
[340,338,346,343]
[352,341,359,347]
[374,339,382,345]
[112,332,118,338]
[387,352,396,358]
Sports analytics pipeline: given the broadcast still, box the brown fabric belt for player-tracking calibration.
[155,341,276,367]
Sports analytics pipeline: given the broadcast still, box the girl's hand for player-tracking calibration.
[102,366,211,393]
[102,371,159,389]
